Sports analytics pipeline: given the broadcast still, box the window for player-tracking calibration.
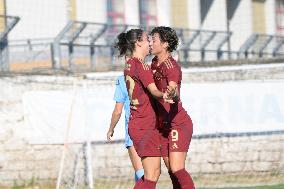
[139,0,157,27]
[276,0,284,35]
[107,0,125,25]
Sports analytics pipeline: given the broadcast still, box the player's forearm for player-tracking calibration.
[150,89,164,99]
[108,112,122,131]
[147,83,164,99]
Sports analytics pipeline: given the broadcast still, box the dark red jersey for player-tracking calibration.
[151,56,189,126]
[124,57,156,129]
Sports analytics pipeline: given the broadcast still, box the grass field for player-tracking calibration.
[5,180,284,189]
[201,184,284,189]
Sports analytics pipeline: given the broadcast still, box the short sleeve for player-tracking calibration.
[113,76,127,103]
[137,63,154,88]
[166,66,180,83]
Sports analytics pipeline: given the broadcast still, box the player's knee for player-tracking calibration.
[144,169,161,182]
[170,164,185,173]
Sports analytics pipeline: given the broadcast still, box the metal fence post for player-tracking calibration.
[0,15,19,72]
[53,21,74,69]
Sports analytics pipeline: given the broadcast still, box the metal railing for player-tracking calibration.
[52,21,143,70]
[238,34,284,58]
[8,38,53,71]
[2,20,284,72]
[52,21,233,70]
[0,15,20,71]
[175,28,232,63]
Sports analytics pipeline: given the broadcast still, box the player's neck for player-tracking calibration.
[132,52,145,63]
[157,52,171,65]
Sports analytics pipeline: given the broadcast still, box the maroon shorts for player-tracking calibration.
[128,127,162,158]
[159,117,193,157]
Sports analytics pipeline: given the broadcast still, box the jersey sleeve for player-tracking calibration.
[113,77,127,103]
[137,63,154,88]
[166,65,180,83]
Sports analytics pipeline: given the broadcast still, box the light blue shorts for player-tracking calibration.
[125,122,133,148]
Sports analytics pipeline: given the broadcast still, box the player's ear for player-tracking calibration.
[163,42,169,50]
[135,41,142,48]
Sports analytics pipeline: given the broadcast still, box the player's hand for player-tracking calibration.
[163,93,174,104]
[166,85,177,97]
[107,129,114,141]
[166,85,175,96]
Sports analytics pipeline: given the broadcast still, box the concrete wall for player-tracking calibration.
[2,133,283,188]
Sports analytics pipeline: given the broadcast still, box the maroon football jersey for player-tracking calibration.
[124,57,156,129]
[151,56,189,126]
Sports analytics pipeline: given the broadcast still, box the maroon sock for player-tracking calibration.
[143,179,157,189]
[133,177,144,189]
[133,177,156,189]
[169,171,181,189]
[173,168,195,189]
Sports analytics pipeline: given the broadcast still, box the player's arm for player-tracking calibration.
[147,83,164,98]
[147,83,174,103]
[167,81,179,101]
[166,65,180,101]
[137,64,174,103]
[107,102,124,141]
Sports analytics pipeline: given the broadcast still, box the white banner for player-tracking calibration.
[22,80,284,144]
[183,81,284,135]
[23,85,124,144]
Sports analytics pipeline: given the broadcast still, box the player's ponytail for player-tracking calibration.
[115,29,144,57]
[115,32,128,57]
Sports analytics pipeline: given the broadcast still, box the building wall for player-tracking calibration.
[171,0,189,28]
[252,0,266,33]
[125,0,139,25]
[229,0,253,51]
[1,0,281,56]
[188,0,201,29]
[6,0,68,39]
[265,0,277,35]
[200,0,227,31]
[76,0,107,23]
[78,0,139,26]
[68,0,77,21]
[156,0,171,26]
[0,0,6,31]
[275,0,284,35]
